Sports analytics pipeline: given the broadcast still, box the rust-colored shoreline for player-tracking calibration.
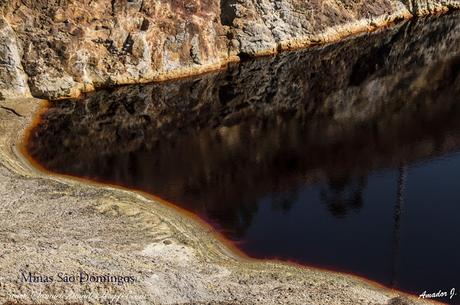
[46,8,460,103]
[49,8,421,101]
[19,99,251,261]
[52,8,460,102]
[17,100,447,305]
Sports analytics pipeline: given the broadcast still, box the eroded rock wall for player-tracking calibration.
[0,16,29,98]
[227,0,407,55]
[0,0,459,99]
[1,0,230,99]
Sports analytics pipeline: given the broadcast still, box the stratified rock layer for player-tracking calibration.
[0,0,459,99]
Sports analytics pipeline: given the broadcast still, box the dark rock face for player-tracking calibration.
[0,0,459,99]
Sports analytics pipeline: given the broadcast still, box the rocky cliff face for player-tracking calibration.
[0,0,459,100]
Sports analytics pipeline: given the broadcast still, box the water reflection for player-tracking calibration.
[320,175,367,218]
[27,13,460,302]
[391,165,407,288]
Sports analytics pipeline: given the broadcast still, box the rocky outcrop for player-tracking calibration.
[0,17,29,98]
[0,0,459,100]
[228,0,406,56]
[0,0,230,99]
[408,0,460,14]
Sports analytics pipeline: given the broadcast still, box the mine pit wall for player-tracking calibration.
[0,0,459,100]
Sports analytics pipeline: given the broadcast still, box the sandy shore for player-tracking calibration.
[0,99,443,305]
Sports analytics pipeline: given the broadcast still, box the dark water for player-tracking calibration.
[27,14,460,303]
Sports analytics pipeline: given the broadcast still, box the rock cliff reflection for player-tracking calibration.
[27,14,460,302]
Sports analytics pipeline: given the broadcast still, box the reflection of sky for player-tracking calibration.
[242,152,460,295]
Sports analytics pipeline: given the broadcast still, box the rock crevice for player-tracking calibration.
[0,16,30,98]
